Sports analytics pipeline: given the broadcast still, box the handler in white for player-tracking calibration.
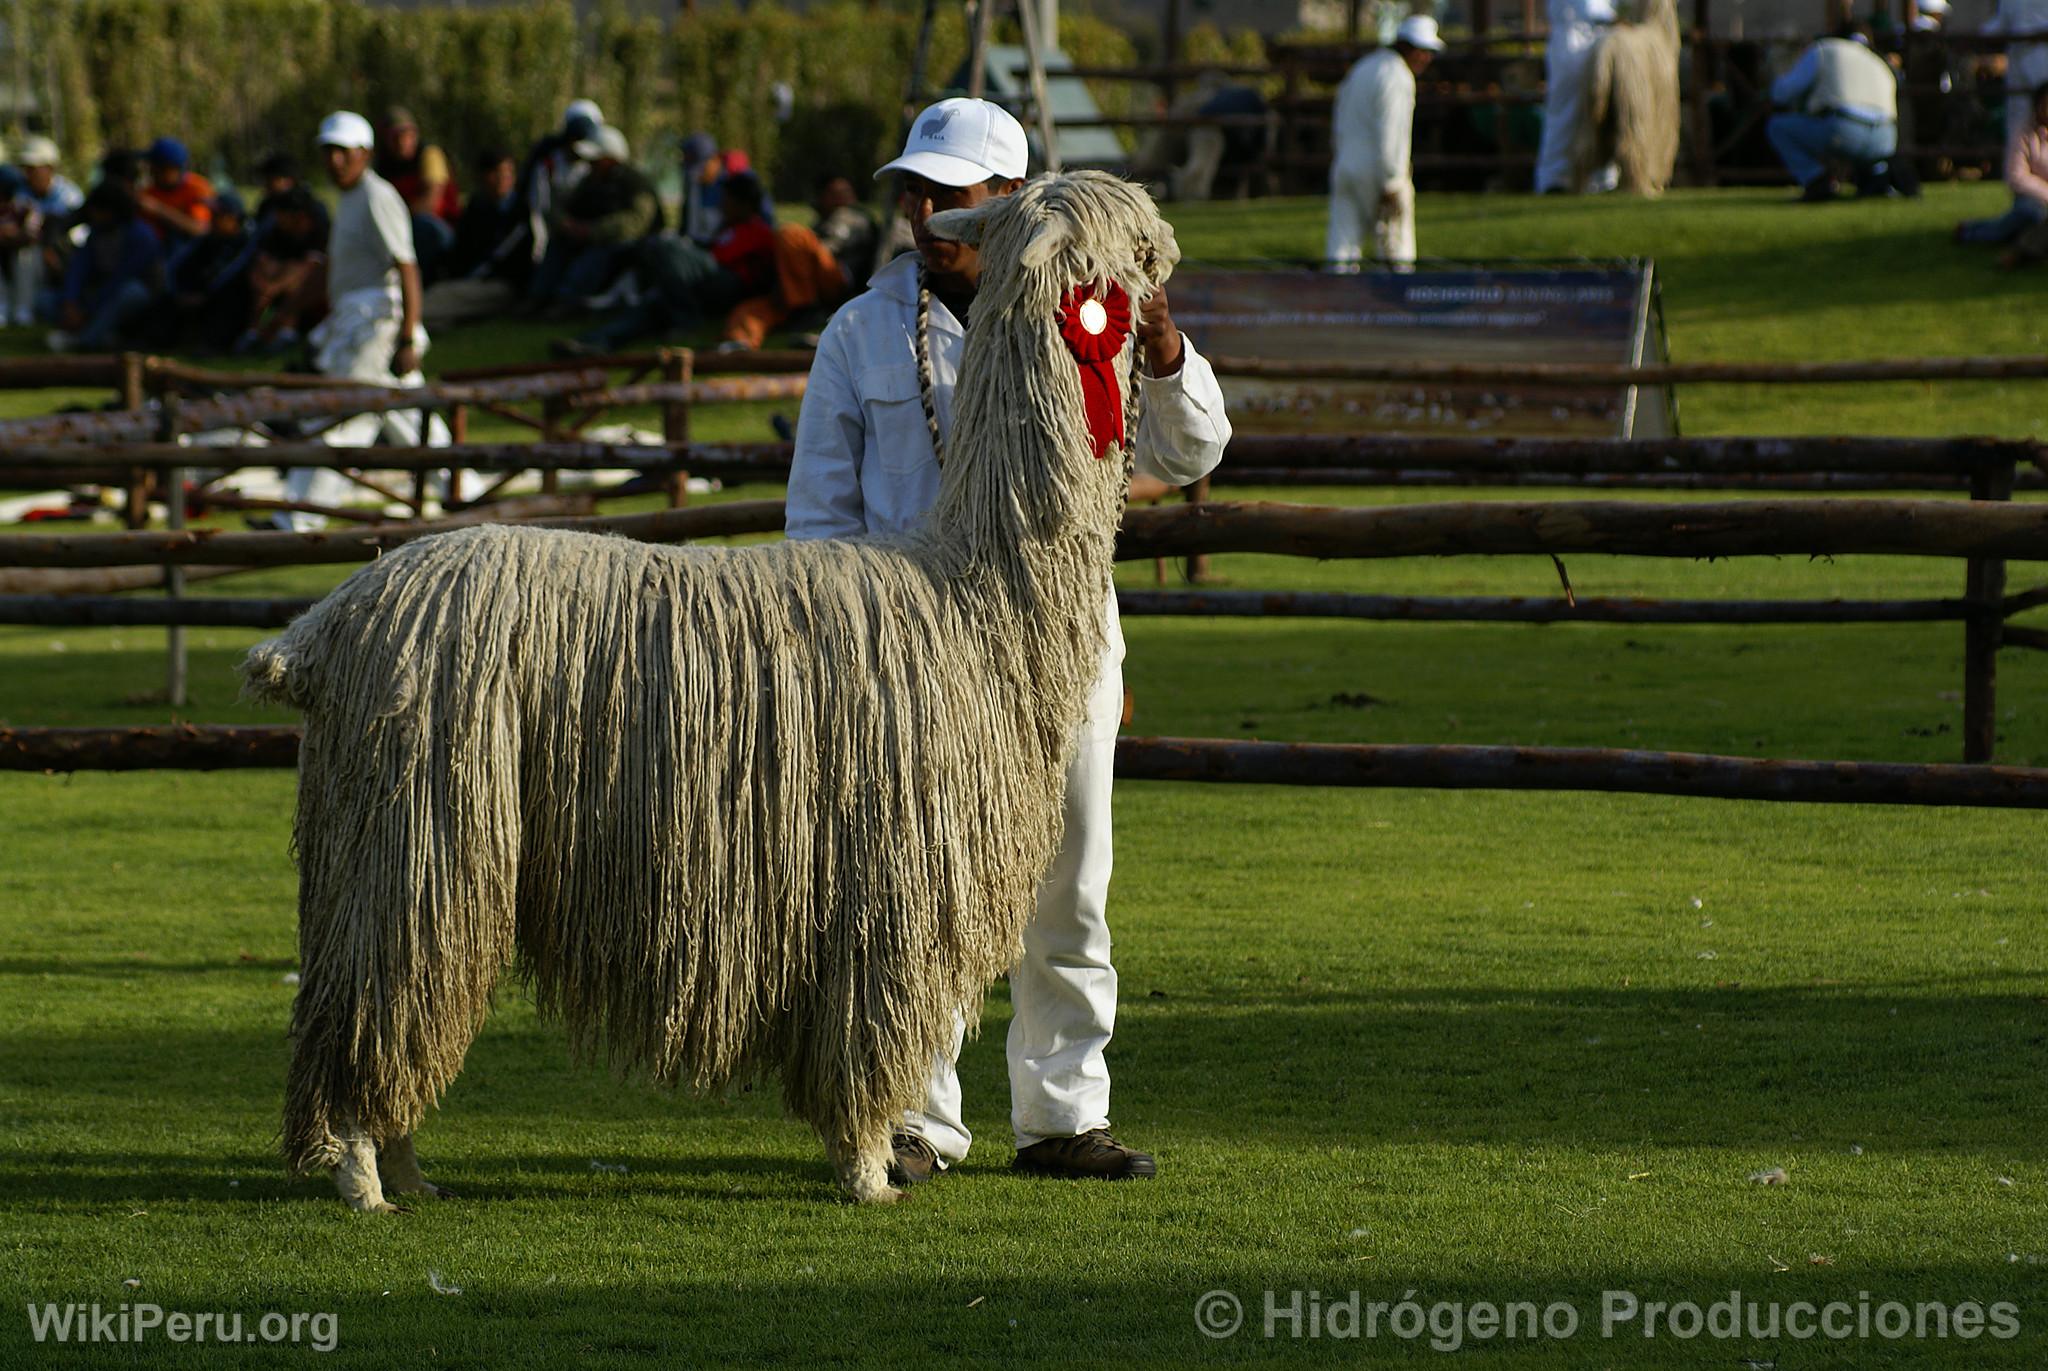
[1327,15,1443,271]
[787,98,1231,1183]
[1536,0,1620,193]
[274,111,448,531]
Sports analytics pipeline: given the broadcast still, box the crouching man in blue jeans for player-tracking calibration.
[1768,25,1900,202]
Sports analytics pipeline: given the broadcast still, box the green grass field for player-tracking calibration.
[2,186,2045,1368]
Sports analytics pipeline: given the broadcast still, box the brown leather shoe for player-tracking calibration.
[886,1132,945,1187]
[1012,1128,1157,1180]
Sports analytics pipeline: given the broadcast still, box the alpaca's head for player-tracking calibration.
[928,170,1180,324]
[923,172,1179,548]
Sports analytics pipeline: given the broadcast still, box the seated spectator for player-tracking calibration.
[520,100,603,262]
[719,216,852,351]
[810,174,877,287]
[422,148,535,327]
[679,138,778,245]
[1768,25,1901,201]
[137,137,215,248]
[376,107,458,280]
[1959,84,2048,244]
[0,166,34,323]
[44,182,162,352]
[162,189,254,351]
[252,152,329,236]
[524,124,661,315]
[558,170,774,354]
[235,184,329,355]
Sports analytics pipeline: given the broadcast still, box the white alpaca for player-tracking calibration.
[1573,0,1683,197]
[240,171,1177,1209]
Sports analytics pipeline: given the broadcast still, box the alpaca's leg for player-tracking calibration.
[378,1134,454,1200]
[331,1114,405,1214]
[825,1130,904,1205]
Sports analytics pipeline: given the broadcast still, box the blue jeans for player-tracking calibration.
[73,278,156,348]
[526,239,623,305]
[1767,113,1898,188]
[1959,196,2048,245]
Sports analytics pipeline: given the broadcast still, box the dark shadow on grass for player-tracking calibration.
[2,976,2041,1212]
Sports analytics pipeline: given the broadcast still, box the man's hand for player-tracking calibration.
[391,342,420,377]
[1137,286,1182,377]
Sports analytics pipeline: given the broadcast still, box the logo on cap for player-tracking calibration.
[919,110,956,139]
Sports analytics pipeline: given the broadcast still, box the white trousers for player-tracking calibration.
[906,636,1125,1162]
[280,295,450,531]
[1327,170,1415,270]
[1537,22,1618,193]
[9,245,41,325]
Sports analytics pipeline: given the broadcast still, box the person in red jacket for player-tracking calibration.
[555,171,776,354]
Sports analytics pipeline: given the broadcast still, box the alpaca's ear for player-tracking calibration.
[927,201,995,246]
[1017,217,1074,270]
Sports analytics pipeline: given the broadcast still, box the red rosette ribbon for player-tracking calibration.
[1055,281,1133,459]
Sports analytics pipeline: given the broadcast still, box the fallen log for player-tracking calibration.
[0,499,789,567]
[1203,355,2048,388]
[1113,739,2048,808]
[1115,590,1972,625]
[1113,499,2048,562]
[9,725,2048,809]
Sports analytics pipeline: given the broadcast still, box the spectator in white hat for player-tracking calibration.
[1912,0,1950,32]
[1327,15,1442,271]
[2,135,81,326]
[786,96,1232,1188]
[524,124,661,314]
[265,110,447,530]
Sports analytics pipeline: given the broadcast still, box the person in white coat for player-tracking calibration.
[268,111,449,531]
[787,98,1232,1185]
[1537,0,1620,193]
[1327,15,1444,271]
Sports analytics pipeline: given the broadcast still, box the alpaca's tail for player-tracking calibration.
[243,528,526,1173]
[1594,21,1681,197]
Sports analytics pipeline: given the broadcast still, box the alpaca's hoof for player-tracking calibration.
[388,1179,455,1200]
[354,1200,413,1215]
[850,1185,907,1205]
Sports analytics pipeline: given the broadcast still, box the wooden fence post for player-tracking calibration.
[120,353,149,529]
[158,393,186,709]
[540,397,565,495]
[661,348,692,508]
[1963,458,2015,763]
[1183,473,1210,584]
[447,402,469,507]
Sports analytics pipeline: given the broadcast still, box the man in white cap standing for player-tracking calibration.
[268,111,445,530]
[1911,0,1951,32]
[787,97,1231,1185]
[1537,0,1620,193]
[1327,15,1443,271]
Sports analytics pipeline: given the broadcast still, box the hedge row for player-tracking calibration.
[14,0,1254,198]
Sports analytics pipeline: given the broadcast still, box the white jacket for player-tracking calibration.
[1331,49,1416,191]
[787,251,1231,542]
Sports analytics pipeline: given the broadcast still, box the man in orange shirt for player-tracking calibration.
[138,138,214,249]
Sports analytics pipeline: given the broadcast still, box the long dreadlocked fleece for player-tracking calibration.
[1576,0,1682,197]
[240,171,1179,1180]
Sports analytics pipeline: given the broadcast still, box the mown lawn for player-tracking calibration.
[1,185,2044,1368]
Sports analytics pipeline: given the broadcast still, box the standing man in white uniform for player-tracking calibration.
[786,98,1232,1184]
[1537,0,1620,193]
[272,111,448,531]
[1327,15,1445,271]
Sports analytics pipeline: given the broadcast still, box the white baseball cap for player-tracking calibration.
[16,135,59,167]
[316,111,376,151]
[877,97,1028,187]
[1917,0,1950,12]
[564,98,604,129]
[572,125,630,163]
[1397,16,1446,52]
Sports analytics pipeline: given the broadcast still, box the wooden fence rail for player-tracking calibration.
[6,725,2046,810]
